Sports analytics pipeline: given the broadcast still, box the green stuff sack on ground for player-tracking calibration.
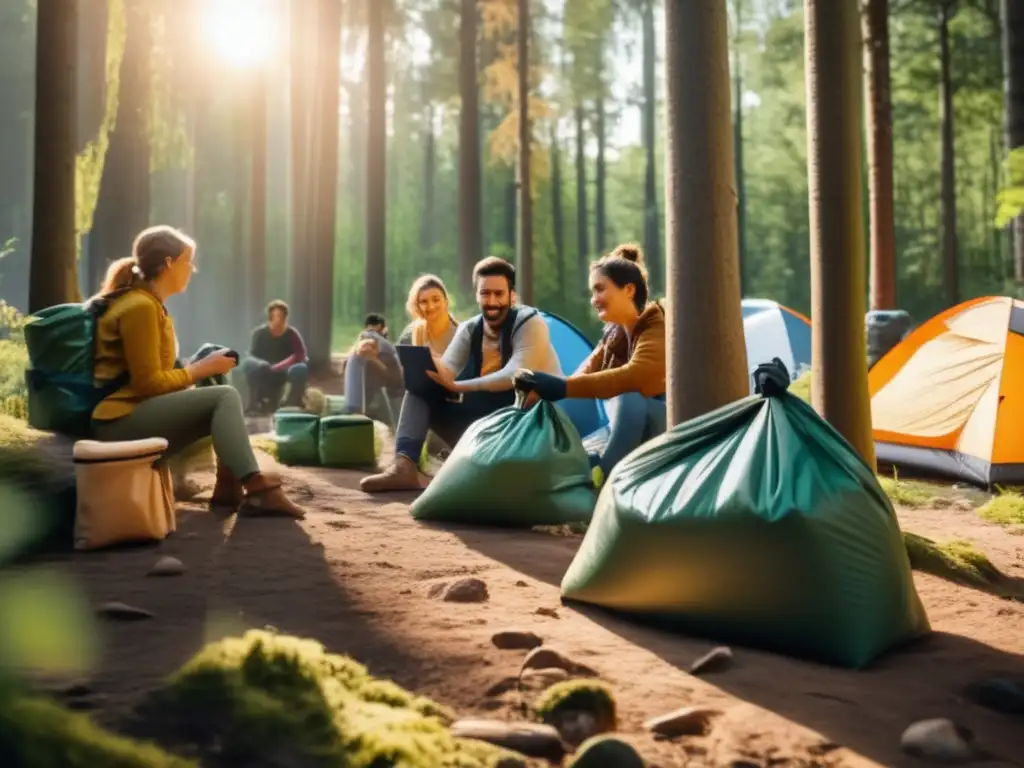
[411,401,596,526]
[318,414,376,468]
[273,411,320,466]
[560,359,930,669]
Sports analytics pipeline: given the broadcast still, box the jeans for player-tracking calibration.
[393,390,512,463]
[240,357,308,409]
[91,385,260,480]
[596,392,667,475]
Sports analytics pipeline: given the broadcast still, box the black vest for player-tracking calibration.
[457,306,538,383]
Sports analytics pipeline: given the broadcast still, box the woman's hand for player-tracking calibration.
[188,348,236,381]
[513,369,568,401]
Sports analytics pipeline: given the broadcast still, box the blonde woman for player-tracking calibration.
[344,275,459,416]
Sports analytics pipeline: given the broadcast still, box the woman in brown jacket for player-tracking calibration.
[515,244,666,477]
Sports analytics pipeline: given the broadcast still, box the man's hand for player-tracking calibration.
[426,357,460,392]
[355,338,379,358]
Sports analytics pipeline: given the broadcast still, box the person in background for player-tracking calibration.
[343,313,403,417]
[514,243,666,480]
[91,225,306,518]
[361,257,561,493]
[240,300,309,414]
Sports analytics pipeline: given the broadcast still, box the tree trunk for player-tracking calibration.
[87,0,151,293]
[663,1,748,426]
[551,120,566,300]
[574,104,589,282]
[309,0,342,368]
[76,0,107,154]
[458,0,483,295]
[594,93,607,256]
[289,0,315,340]
[421,100,437,254]
[516,0,533,305]
[505,177,517,249]
[232,99,249,347]
[1002,0,1024,282]
[804,0,875,467]
[642,0,661,294]
[938,2,959,307]
[30,0,80,311]
[249,71,268,318]
[366,0,387,315]
[862,0,897,310]
[732,0,747,297]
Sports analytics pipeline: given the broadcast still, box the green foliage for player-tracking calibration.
[138,630,518,767]
[996,148,1024,228]
[0,693,194,768]
[75,0,126,239]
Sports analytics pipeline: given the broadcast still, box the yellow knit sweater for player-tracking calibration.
[92,288,192,421]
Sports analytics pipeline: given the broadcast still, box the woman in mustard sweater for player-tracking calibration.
[91,225,306,519]
[515,244,666,477]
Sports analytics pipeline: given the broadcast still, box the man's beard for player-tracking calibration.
[482,305,509,327]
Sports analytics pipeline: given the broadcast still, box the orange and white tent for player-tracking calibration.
[869,296,1024,488]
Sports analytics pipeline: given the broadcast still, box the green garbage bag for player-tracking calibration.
[273,411,320,466]
[410,401,596,526]
[560,359,930,669]
[319,414,376,468]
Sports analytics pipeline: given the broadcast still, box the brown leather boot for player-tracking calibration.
[240,472,306,519]
[210,464,244,509]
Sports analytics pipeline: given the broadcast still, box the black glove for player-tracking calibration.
[513,370,568,402]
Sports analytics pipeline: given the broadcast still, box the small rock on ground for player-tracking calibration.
[450,719,567,762]
[96,601,154,620]
[520,647,598,678]
[900,718,980,764]
[690,646,733,676]
[567,735,645,767]
[644,706,722,738]
[147,555,184,577]
[534,607,559,619]
[428,578,489,603]
[492,630,543,650]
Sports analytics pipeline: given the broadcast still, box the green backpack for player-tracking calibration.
[23,291,131,437]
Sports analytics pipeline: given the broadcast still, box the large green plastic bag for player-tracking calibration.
[273,411,320,466]
[560,360,930,669]
[410,401,596,526]
[318,414,376,468]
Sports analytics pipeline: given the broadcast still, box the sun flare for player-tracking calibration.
[201,0,276,69]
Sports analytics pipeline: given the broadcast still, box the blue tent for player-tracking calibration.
[539,311,609,438]
[741,299,812,385]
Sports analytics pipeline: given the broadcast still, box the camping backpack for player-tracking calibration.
[23,290,131,437]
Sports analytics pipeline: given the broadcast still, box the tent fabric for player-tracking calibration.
[539,311,609,438]
[868,296,1024,487]
[741,299,812,388]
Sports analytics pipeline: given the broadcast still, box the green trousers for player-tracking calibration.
[92,385,260,479]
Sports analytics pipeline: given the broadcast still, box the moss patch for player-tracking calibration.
[534,680,617,733]
[137,630,518,767]
[903,532,1007,591]
[249,434,278,460]
[0,414,45,449]
[878,475,950,509]
[0,692,193,767]
[978,490,1024,528]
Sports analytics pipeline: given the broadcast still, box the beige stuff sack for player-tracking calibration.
[73,437,176,550]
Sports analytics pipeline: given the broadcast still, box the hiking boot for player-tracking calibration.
[240,472,306,519]
[210,464,244,509]
[360,455,424,493]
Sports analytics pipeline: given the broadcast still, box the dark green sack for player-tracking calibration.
[22,292,129,436]
[410,401,596,526]
[560,359,930,669]
[273,411,320,466]
[319,414,376,468]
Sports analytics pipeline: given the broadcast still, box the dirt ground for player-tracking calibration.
[20,431,1023,768]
